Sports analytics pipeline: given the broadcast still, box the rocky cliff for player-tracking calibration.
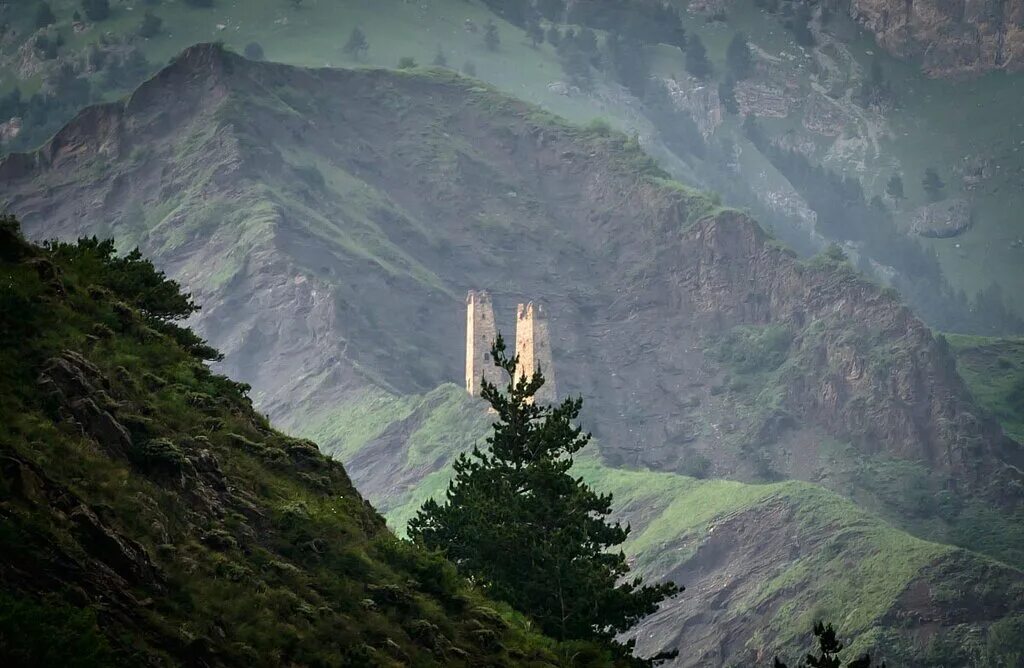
[843,0,1024,76]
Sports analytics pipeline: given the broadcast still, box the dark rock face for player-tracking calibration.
[845,0,1024,77]
[0,453,167,644]
[38,351,133,458]
[911,199,973,238]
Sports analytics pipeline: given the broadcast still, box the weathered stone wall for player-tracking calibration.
[465,290,500,396]
[515,302,557,405]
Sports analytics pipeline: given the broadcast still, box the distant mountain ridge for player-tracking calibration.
[2,44,1019,494]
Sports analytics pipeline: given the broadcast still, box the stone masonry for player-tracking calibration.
[465,290,501,396]
[515,301,556,405]
[465,292,556,404]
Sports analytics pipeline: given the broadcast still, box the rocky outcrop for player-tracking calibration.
[663,76,722,137]
[38,350,133,458]
[674,212,1022,486]
[844,0,1024,76]
[911,198,973,237]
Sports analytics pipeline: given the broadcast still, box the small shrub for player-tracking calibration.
[243,42,265,61]
[681,453,712,478]
[712,325,792,374]
[585,118,613,136]
[138,11,162,38]
[136,438,188,476]
[397,56,417,70]
[0,592,115,667]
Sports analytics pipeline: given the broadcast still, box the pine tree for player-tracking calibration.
[685,34,712,80]
[432,45,447,67]
[81,0,110,22]
[546,25,562,48]
[483,20,500,51]
[726,32,753,79]
[35,2,57,29]
[342,27,368,61]
[525,15,544,47]
[719,76,739,114]
[791,3,815,46]
[408,336,680,656]
[922,167,945,201]
[885,174,904,201]
[774,622,885,668]
[577,27,598,53]
[606,32,650,97]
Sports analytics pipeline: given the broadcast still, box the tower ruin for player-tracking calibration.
[465,290,501,396]
[515,301,556,405]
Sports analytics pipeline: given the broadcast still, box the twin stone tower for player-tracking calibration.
[465,290,556,405]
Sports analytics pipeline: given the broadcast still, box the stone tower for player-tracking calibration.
[465,290,501,396]
[515,301,556,404]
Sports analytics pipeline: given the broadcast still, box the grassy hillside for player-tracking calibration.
[298,381,1024,666]
[0,216,639,667]
[949,335,1024,444]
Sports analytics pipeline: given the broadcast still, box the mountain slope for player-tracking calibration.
[3,0,1024,323]
[2,45,1019,502]
[0,219,629,667]
[303,383,1024,667]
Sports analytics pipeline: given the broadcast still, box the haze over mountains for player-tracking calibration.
[3,42,1024,665]
[3,1,1024,666]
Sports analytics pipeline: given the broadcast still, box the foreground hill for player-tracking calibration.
[0,219,629,667]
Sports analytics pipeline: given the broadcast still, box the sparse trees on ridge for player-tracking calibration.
[342,26,369,61]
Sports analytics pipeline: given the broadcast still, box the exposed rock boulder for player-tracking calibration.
[735,80,792,118]
[662,76,722,137]
[911,199,973,238]
[0,116,21,144]
[38,350,133,458]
